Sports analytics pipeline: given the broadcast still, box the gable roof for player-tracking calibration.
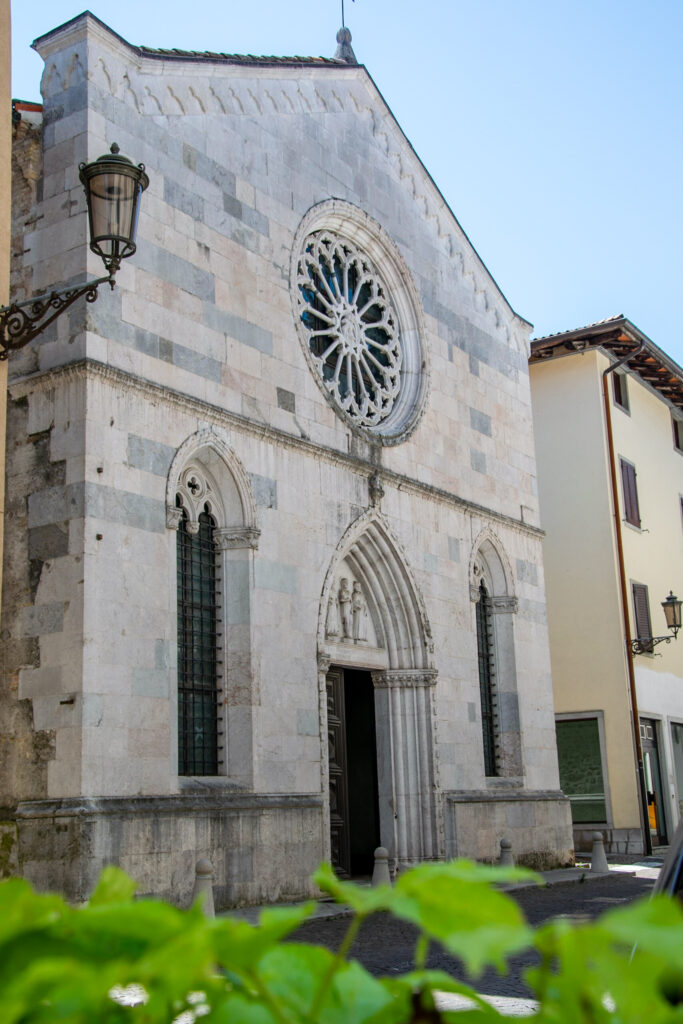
[530,315,683,412]
[32,10,530,330]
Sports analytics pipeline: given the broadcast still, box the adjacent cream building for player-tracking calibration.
[530,317,683,853]
[1,12,572,906]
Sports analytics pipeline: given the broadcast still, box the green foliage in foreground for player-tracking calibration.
[1,861,683,1022]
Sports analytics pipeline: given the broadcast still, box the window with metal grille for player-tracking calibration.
[476,580,498,777]
[632,582,653,654]
[177,504,219,775]
[620,458,641,528]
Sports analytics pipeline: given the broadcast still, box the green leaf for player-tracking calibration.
[313,862,395,915]
[88,867,138,906]
[209,992,280,1024]
[390,862,534,976]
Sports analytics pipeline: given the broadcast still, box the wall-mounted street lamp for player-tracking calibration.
[631,591,682,655]
[0,144,148,360]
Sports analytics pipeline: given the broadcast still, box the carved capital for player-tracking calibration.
[372,669,438,689]
[214,527,261,551]
[166,505,183,531]
[469,584,481,603]
[317,652,332,674]
[491,595,518,614]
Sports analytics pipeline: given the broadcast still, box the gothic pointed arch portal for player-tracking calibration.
[318,512,442,875]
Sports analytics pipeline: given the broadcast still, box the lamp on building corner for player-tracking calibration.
[0,143,149,359]
[631,591,682,655]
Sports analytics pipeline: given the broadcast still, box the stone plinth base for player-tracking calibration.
[573,826,644,856]
[445,789,574,869]
[13,792,324,909]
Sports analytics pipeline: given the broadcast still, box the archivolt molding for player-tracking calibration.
[318,508,434,670]
[166,428,259,540]
[469,527,515,603]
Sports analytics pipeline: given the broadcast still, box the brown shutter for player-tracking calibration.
[632,583,653,652]
[620,459,641,527]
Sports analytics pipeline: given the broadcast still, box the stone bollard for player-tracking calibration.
[499,837,514,867]
[371,846,392,886]
[590,832,609,873]
[191,857,215,917]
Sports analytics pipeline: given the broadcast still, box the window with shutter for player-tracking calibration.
[613,371,629,412]
[632,583,653,654]
[673,416,683,454]
[620,458,641,528]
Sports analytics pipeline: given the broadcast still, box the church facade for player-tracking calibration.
[2,12,572,906]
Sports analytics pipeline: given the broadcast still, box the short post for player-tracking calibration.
[499,837,514,867]
[591,831,609,873]
[192,857,215,917]
[372,846,391,886]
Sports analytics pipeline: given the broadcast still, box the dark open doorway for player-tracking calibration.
[326,667,380,877]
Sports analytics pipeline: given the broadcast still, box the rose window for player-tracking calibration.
[296,232,402,427]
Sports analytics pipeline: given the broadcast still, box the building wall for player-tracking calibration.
[0,0,10,626]
[2,13,572,901]
[610,356,683,842]
[530,350,642,849]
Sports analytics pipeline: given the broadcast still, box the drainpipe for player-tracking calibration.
[602,341,652,856]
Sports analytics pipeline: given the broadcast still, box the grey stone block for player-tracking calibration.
[203,304,272,355]
[19,603,64,637]
[223,192,269,236]
[127,435,176,477]
[447,537,460,563]
[162,339,222,383]
[470,407,492,437]
[497,692,521,733]
[249,473,277,509]
[28,524,69,561]
[277,387,296,413]
[470,448,486,474]
[82,482,166,534]
[135,239,215,302]
[165,178,205,221]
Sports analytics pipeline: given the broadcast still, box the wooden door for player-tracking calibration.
[327,668,351,876]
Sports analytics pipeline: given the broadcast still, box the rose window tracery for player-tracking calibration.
[296,232,402,426]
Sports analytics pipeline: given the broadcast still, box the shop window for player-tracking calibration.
[555,717,607,823]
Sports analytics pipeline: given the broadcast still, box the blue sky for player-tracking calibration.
[11,1,683,362]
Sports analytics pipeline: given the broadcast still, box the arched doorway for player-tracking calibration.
[318,512,442,876]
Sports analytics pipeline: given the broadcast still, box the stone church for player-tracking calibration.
[2,11,572,906]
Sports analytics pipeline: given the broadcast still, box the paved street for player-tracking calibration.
[293,873,655,1000]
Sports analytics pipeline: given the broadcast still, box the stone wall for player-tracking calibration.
[16,792,323,907]
[445,790,574,869]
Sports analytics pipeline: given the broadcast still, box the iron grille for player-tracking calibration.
[476,580,498,777]
[177,506,218,775]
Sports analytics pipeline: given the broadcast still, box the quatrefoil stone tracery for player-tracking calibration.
[297,232,402,427]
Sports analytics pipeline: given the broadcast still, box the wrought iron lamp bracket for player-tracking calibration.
[0,272,114,360]
[631,632,678,656]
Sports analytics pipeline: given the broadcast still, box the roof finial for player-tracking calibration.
[336,0,357,63]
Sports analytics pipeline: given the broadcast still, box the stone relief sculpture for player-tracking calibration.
[338,577,353,638]
[326,577,368,642]
[326,590,340,637]
[352,581,368,642]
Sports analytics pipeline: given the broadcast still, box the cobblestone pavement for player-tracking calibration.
[292,873,655,999]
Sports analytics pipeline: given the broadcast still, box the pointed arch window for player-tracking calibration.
[176,502,220,775]
[476,579,498,777]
